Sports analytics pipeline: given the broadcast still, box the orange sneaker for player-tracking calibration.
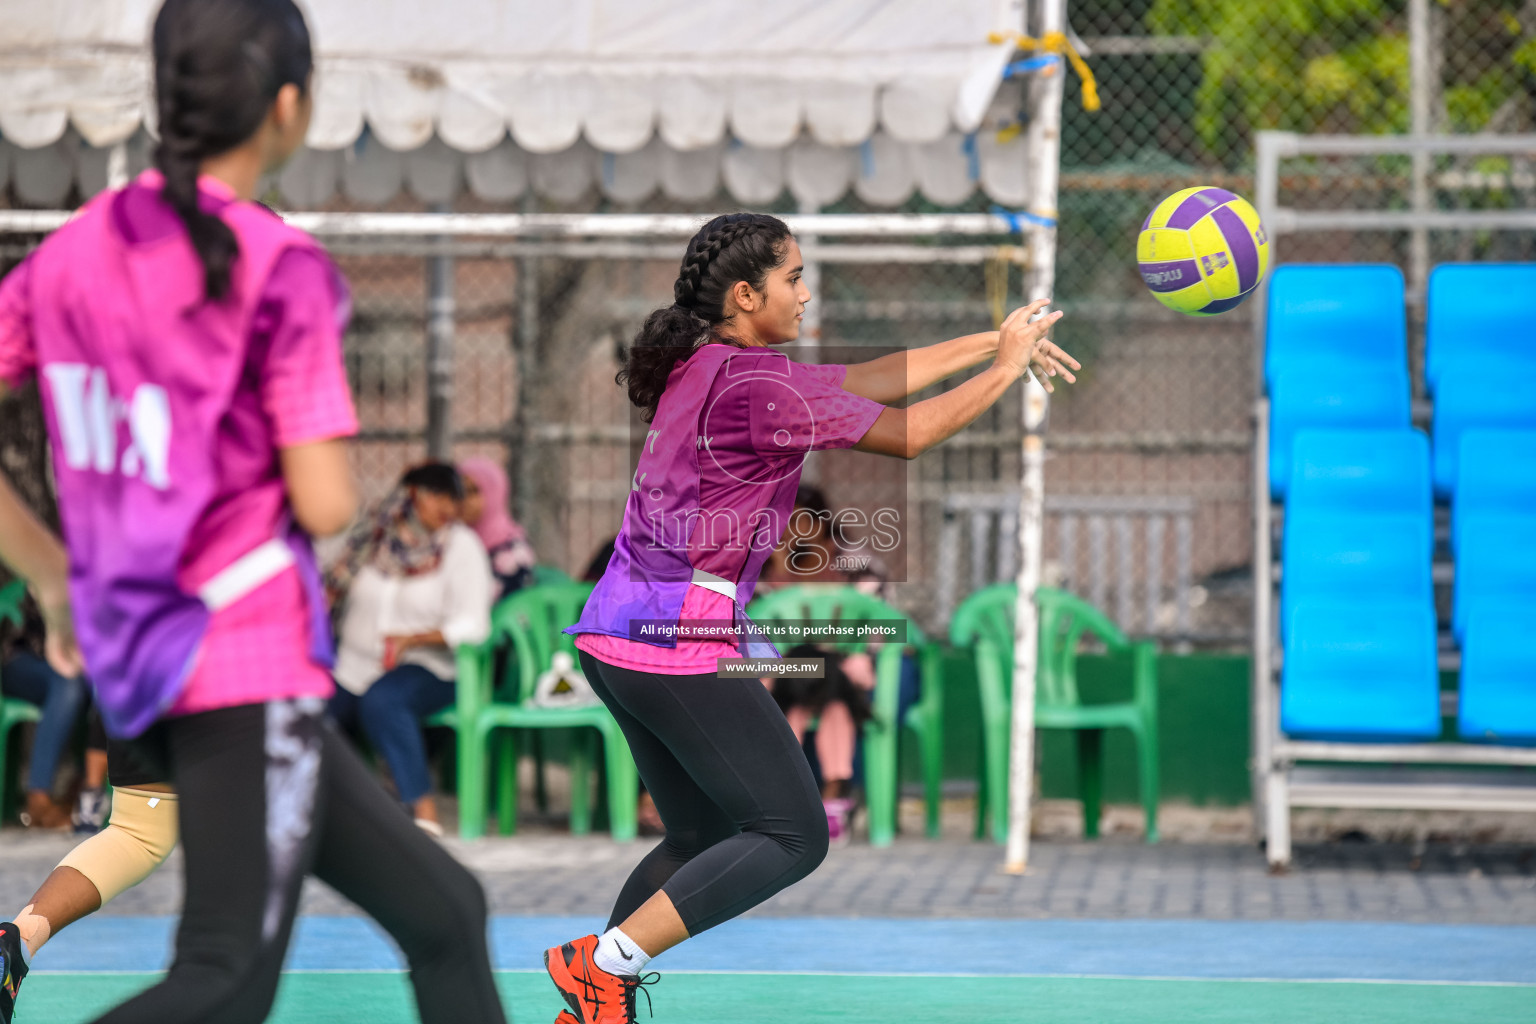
[544,934,659,1024]
[554,1014,579,1024]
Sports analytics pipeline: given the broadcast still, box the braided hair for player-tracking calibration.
[152,0,312,302]
[618,213,793,422]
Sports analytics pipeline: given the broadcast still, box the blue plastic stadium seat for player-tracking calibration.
[1269,372,1412,498]
[1452,513,1536,641]
[1281,600,1441,741]
[1433,371,1536,496]
[1459,601,1536,743]
[1280,514,1431,642]
[1285,429,1431,526]
[1265,264,1406,394]
[1426,263,1536,396]
[1452,430,1536,553]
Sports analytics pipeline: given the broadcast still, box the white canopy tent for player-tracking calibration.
[0,0,1031,209]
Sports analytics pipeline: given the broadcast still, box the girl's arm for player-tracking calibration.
[854,300,1065,460]
[0,469,82,676]
[842,320,1080,405]
[841,332,997,404]
[279,439,358,538]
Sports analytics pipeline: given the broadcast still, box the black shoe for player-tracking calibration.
[0,921,28,1024]
[73,787,107,835]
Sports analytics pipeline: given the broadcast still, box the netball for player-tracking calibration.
[1137,186,1270,315]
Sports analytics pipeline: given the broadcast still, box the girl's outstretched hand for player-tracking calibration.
[1029,336,1080,393]
[994,299,1076,389]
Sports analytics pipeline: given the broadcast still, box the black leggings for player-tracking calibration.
[578,651,829,936]
[94,699,506,1024]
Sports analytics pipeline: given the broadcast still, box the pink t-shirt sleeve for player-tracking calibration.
[748,360,884,454]
[255,247,359,448]
[0,256,37,390]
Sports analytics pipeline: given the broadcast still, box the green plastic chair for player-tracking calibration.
[450,582,639,841]
[746,585,939,847]
[0,579,42,818]
[950,584,1159,844]
[530,564,575,587]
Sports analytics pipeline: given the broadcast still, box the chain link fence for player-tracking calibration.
[3,1,1532,647]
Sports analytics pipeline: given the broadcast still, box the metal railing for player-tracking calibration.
[1250,131,1536,869]
[935,491,1196,638]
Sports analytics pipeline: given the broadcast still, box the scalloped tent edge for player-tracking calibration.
[0,0,1029,209]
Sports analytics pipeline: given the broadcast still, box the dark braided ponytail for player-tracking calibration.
[152,0,312,302]
[618,213,793,421]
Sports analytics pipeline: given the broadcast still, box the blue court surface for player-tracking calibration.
[21,915,1536,1023]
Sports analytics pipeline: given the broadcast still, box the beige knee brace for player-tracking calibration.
[58,787,179,905]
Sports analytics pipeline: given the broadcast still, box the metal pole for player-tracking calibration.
[1408,0,1432,310]
[0,210,1039,237]
[1005,0,1065,875]
[798,199,823,486]
[106,142,129,190]
[798,199,823,353]
[1249,130,1281,840]
[511,195,539,528]
[425,202,455,460]
[1250,396,1273,842]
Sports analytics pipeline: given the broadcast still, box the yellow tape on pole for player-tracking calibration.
[987,30,1101,113]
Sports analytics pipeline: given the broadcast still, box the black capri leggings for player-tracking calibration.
[578,651,830,935]
[93,698,506,1024]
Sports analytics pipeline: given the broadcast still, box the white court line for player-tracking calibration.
[30,968,1536,987]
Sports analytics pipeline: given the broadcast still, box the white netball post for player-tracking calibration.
[1005,0,1070,876]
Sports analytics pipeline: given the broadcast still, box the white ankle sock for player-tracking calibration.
[593,926,651,977]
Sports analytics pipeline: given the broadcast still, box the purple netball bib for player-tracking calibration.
[27,178,331,737]
[567,345,815,655]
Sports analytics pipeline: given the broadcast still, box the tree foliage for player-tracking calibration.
[1146,0,1536,161]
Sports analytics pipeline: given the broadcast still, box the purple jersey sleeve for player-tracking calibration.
[0,256,36,390]
[747,359,884,455]
[253,248,359,448]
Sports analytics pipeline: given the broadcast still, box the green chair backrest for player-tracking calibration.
[949,584,1131,708]
[748,584,925,652]
[490,582,596,702]
[530,564,575,587]
[0,579,24,630]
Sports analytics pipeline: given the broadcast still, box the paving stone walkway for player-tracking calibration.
[3,824,1531,925]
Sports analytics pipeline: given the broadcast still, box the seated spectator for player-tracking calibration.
[326,463,494,835]
[2,595,89,829]
[761,484,891,597]
[581,536,617,584]
[576,534,666,835]
[459,457,538,601]
[770,643,875,843]
[74,710,110,833]
[759,484,898,842]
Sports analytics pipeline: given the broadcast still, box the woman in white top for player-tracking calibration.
[326,462,494,833]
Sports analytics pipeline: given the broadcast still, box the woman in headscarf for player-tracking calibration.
[326,462,494,834]
[458,456,538,601]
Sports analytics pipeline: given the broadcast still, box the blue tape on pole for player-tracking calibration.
[1004,54,1062,79]
[991,205,1058,233]
[963,133,980,182]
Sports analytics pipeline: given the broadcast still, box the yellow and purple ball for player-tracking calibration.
[1137,186,1270,316]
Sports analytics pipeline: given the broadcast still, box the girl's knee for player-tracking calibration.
[661,820,737,861]
[431,858,491,936]
[798,807,830,874]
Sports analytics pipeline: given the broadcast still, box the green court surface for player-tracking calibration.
[26,971,1536,1024]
